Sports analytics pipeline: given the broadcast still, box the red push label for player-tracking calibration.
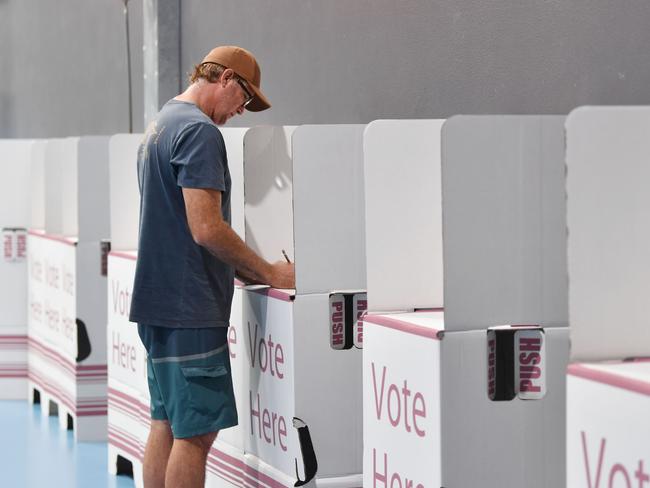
[487,330,497,400]
[353,293,367,349]
[100,240,111,276]
[515,329,546,399]
[329,294,346,350]
[2,228,26,263]
[2,230,13,262]
[15,230,27,260]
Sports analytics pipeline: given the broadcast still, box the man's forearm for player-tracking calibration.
[199,222,273,284]
[235,268,261,285]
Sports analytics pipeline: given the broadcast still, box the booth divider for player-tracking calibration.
[363,119,445,313]
[565,106,650,487]
[0,140,35,399]
[292,125,366,294]
[27,136,111,441]
[442,116,568,331]
[243,126,297,264]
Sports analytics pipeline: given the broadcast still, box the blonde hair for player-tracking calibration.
[189,62,226,84]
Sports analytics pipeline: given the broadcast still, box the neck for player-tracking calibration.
[175,82,212,116]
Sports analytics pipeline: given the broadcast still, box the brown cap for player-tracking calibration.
[202,45,270,112]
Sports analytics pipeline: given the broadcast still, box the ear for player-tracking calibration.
[221,68,235,86]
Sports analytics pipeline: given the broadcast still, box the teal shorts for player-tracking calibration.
[137,324,238,439]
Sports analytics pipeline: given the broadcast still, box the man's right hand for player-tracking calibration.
[270,261,295,289]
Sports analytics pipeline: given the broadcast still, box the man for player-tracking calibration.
[129,46,294,488]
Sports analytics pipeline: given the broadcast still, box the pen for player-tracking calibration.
[282,249,291,263]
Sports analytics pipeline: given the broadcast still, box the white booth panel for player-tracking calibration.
[45,138,79,236]
[363,120,445,312]
[44,139,66,235]
[442,116,568,332]
[46,137,109,241]
[30,140,47,230]
[60,137,79,237]
[0,140,31,227]
[221,128,247,239]
[0,139,32,327]
[566,106,650,361]
[109,134,142,250]
[292,125,366,294]
[78,137,110,243]
[244,126,296,264]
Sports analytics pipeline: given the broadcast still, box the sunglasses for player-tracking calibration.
[236,77,254,108]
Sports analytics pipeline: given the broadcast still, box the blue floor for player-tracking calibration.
[0,400,134,487]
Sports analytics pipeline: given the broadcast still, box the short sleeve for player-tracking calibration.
[170,122,227,191]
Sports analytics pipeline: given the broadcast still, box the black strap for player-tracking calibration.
[293,417,318,487]
[76,319,92,362]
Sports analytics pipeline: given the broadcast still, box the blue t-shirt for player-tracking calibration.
[129,100,234,328]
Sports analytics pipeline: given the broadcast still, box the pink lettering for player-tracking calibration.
[609,464,631,488]
[387,384,401,427]
[582,431,606,488]
[30,301,43,323]
[355,298,367,345]
[371,362,427,437]
[372,362,387,420]
[249,391,287,451]
[372,449,424,488]
[277,416,287,451]
[636,461,650,487]
[45,262,60,290]
[111,332,137,372]
[274,341,284,379]
[413,393,426,437]
[519,380,542,393]
[3,233,12,260]
[391,473,402,488]
[331,299,344,346]
[111,280,131,317]
[228,327,237,359]
[518,335,543,395]
[45,303,60,331]
[487,338,496,398]
[262,409,272,443]
[374,449,387,488]
[582,432,650,488]
[62,267,74,296]
[246,322,285,380]
[16,233,26,259]
[62,316,74,341]
[519,337,541,351]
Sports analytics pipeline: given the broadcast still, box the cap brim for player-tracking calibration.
[246,83,271,112]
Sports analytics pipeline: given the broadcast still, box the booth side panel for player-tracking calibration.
[363,314,442,488]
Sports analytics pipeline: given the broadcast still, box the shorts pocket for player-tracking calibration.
[181,365,228,378]
[178,361,236,423]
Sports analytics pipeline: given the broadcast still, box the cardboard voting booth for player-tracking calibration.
[27,136,111,441]
[104,129,249,486]
[106,133,148,485]
[209,125,366,488]
[565,106,650,487]
[362,117,569,488]
[0,139,39,399]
